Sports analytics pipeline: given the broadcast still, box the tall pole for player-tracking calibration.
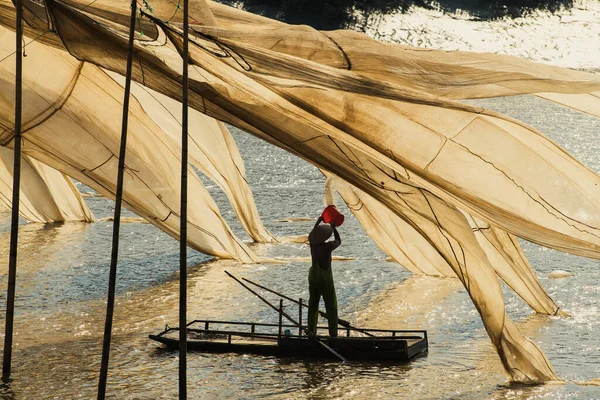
[179,0,190,398]
[2,0,23,381]
[97,1,137,398]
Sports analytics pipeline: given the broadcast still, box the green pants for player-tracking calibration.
[307,265,338,337]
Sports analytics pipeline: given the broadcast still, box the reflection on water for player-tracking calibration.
[0,18,599,399]
[1,95,599,398]
[0,102,596,398]
[364,0,600,72]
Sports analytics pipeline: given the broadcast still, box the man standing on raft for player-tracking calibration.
[308,215,341,337]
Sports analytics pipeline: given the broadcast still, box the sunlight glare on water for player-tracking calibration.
[0,3,599,398]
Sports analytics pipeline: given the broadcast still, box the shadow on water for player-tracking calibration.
[428,0,574,19]
[0,380,14,400]
[149,345,180,359]
[215,0,575,30]
[279,358,416,399]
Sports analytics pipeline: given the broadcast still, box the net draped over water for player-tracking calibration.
[1,0,600,383]
[0,146,93,222]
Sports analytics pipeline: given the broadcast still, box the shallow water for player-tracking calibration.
[0,3,600,399]
[362,0,600,72]
[0,94,599,399]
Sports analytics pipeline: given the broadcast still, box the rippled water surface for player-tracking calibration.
[0,4,600,399]
[363,0,600,72]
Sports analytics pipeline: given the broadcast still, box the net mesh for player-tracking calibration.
[1,0,599,382]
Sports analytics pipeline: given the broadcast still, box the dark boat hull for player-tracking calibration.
[149,320,428,362]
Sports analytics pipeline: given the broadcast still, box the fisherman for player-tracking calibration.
[307,215,341,337]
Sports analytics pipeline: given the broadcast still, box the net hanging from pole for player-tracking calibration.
[1,0,600,385]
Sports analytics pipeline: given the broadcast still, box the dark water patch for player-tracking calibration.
[422,0,575,19]
[215,0,418,29]
[214,0,577,30]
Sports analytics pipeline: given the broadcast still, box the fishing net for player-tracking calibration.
[325,173,564,316]
[2,0,600,383]
[0,25,258,261]
[110,73,276,243]
[0,146,93,222]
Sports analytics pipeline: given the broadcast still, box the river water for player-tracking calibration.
[0,2,600,399]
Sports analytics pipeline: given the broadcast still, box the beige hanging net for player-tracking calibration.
[0,146,93,222]
[1,0,600,383]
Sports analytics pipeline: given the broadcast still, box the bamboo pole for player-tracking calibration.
[298,298,302,337]
[278,300,283,345]
[2,0,23,381]
[97,1,137,398]
[179,0,190,398]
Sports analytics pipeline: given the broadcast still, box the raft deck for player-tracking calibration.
[150,319,428,362]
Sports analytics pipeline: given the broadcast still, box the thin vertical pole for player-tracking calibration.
[278,299,283,345]
[97,1,137,398]
[2,0,23,381]
[179,0,190,398]
[298,298,302,337]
